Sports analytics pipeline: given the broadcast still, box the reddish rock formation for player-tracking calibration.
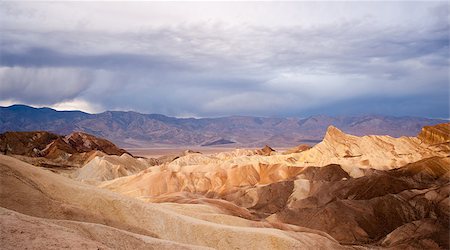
[64,132,128,156]
[0,131,130,172]
[0,131,128,158]
[0,131,59,156]
[256,145,276,156]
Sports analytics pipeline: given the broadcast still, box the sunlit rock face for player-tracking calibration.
[418,122,450,145]
[72,153,158,183]
[290,125,449,177]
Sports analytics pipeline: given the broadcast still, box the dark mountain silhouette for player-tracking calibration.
[0,104,445,147]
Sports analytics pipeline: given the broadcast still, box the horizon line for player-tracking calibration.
[2,103,449,121]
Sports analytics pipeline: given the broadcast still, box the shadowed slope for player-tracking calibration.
[270,157,450,247]
[0,131,59,156]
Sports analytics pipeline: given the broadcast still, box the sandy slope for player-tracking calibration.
[0,207,202,250]
[0,154,348,249]
[72,153,155,182]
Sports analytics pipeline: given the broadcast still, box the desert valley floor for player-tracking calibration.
[1,123,449,249]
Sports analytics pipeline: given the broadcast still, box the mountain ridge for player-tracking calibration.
[1,104,446,147]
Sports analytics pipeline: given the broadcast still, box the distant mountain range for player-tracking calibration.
[0,104,446,147]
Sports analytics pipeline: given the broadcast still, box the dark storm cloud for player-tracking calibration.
[0,47,193,71]
[0,66,93,105]
[302,92,450,119]
[0,2,448,117]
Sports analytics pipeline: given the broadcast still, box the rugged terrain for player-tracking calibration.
[0,131,129,174]
[0,122,449,249]
[1,104,445,147]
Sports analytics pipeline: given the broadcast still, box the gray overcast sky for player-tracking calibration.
[0,1,449,118]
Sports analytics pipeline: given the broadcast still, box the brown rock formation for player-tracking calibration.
[381,219,447,249]
[256,145,276,156]
[0,131,130,171]
[64,132,128,155]
[0,131,128,158]
[0,131,59,156]
[270,157,450,247]
[298,164,351,182]
[418,122,450,145]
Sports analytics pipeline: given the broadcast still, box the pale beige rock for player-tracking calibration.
[0,155,348,250]
[100,162,303,198]
[0,207,203,250]
[288,179,311,205]
[73,153,153,182]
[291,126,448,176]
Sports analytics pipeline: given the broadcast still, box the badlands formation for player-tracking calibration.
[0,123,449,249]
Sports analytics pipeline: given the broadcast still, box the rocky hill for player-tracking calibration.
[1,104,446,147]
[0,131,127,157]
[418,123,450,145]
[0,130,129,170]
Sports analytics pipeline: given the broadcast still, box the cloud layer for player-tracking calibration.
[0,2,448,118]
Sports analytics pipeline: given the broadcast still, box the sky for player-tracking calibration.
[0,1,449,118]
